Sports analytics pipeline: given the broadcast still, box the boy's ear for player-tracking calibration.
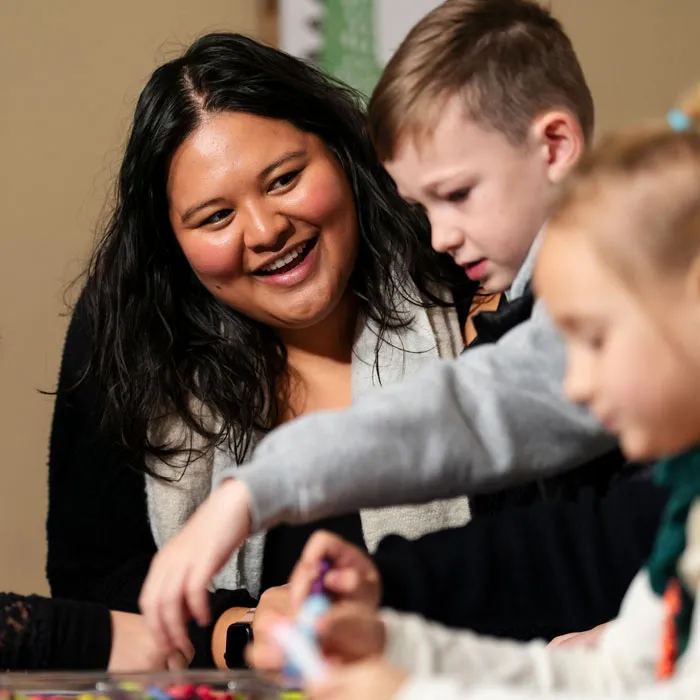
[531,110,586,184]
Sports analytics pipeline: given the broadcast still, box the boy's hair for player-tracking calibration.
[368,0,594,161]
[550,86,700,280]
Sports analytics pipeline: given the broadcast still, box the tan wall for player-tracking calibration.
[0,1,258,595]
[1,0,700,596]
[550,0,700,133]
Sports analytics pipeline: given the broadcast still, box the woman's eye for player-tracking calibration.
[201,209,233,226]
[270,170,301,191]
[446,188,471,203]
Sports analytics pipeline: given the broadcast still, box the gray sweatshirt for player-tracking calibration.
[221,243,618,533]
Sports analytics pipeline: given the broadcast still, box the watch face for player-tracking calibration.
[225,622,254,669]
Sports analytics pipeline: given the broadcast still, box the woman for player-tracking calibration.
[47,32,473,668]
[0,592,192,670]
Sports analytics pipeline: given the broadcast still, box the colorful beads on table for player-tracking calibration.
[0,685,296,700]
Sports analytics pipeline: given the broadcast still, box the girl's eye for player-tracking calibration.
[270,170,302,191]
[584,332,605,352]
[201,209,234,226]
[446,188,471,203]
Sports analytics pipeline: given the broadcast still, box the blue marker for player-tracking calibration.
[283,558,332,678]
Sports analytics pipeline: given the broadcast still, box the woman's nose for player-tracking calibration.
[241,200,291,252]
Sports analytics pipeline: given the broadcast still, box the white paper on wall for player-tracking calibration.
[374,0,441,64]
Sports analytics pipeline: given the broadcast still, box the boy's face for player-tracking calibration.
[536,216,700,463]
[385,98,558,293]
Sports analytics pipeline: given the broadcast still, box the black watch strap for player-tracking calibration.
[224,609,255,669]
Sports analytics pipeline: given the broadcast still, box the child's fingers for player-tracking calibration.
[139,564,175,653]
[289,531,365,608]
[289,532,343,607]
[184,567,212,628]
[161,582,194,656]
[307,675,343,700]
[324,568,361,595]
[324,566,381,608]
[288,558,322,610]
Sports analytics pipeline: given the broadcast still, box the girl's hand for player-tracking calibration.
[308,659,408,700]
[288,531,381,612]
[316,602,386,664]
[548,623,607,649]
[139,479,252,655]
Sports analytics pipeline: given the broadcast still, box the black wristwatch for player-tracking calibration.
[224,609,255,669]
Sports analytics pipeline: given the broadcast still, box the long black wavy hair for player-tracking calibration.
[80,33,474,474]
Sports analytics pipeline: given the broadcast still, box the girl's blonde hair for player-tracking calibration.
[549,86,700,286]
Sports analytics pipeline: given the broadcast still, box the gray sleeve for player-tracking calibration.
[227,300,617,532]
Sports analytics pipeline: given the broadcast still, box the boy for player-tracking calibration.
[140,0,665,652]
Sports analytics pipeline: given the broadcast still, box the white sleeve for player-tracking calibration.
[381,571,664,695]
[396,672,700,700]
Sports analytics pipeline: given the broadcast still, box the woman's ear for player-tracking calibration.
[531,110,586,185]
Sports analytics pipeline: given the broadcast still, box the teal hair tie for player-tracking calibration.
[667,108,692,132]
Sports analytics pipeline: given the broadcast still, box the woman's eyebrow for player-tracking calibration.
[181,197,228,224]
[258,149,307,180]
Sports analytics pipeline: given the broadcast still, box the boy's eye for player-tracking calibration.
[201,209,234,226]
[446,188,471,203]
[269,169,302,191]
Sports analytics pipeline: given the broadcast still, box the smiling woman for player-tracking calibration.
[168,113,358,334]
[46,33,473,669]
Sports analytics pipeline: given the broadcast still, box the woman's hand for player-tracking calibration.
[212,586,294,669]
[108,611,193,671]
[212,606,254,669]
[308,659,408,700]
[247,601,386,671]
[139,479,252,655]
[288,531,381,612]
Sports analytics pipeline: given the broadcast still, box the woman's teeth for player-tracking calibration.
[260,241,307,273]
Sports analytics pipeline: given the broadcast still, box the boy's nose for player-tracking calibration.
[430,221,465,256]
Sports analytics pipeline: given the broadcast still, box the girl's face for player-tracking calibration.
[536,214,700,463]
[167,112,359,331]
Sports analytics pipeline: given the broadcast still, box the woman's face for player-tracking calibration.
[167,112,359,330]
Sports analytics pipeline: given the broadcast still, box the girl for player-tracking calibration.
[256,87,700,699]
